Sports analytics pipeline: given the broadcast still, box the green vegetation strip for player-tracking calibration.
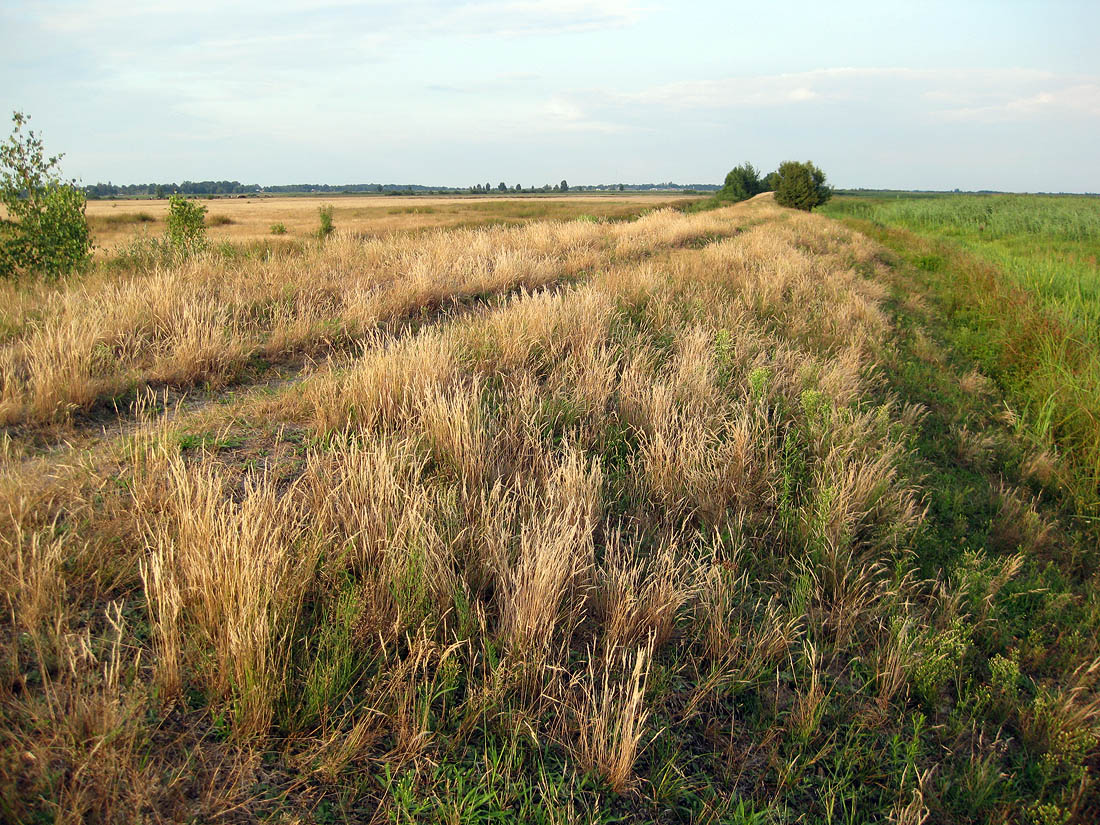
[823,195,1100,514]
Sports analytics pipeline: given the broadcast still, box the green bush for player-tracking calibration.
[773,160,832,211]
[270,222,287,235]
[165,194,207,254]
[317,204,335,239]
[0,111,91,280]
[719,162,764,202]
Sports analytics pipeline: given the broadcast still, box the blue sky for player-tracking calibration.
[2,1,1097,190]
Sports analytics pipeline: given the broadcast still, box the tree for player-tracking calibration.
[316,203,335,239]
[165,194,207,253]
[560,179,569,192]
[498,181,507,191]
[0,111,91,280]
[720,162,763,202]
[763,170,781,192]
[773,160,832,211]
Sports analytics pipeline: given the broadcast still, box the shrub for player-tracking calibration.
[317,204,335,239]
[207,214,235,226]
[720,162,764,202]
[165,195,207,253]
[0,111,91,280]
[270,223,287,235]
[773,160,832,211]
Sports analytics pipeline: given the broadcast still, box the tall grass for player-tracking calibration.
[824,194,1100,333]
[0,207,744,426]
[2,197,1098,822]
[824,194,1100,509]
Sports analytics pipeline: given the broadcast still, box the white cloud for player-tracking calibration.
[592,67,1098,125]
[33,0,647,39]
[536,96,625,132]
[941,83,1100,121]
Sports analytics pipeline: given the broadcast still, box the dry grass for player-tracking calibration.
[84,193,685,249]
[0,206,740,426]
[2,195,1098,822]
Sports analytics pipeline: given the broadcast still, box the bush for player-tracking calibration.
[317,204,335,239]
[773,160,832,211]
[720,162,764,202]
[0,111,91,280]
[270,223,287,235]
[165,194,207,253]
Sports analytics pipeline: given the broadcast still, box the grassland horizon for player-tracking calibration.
[2,192,1099,824]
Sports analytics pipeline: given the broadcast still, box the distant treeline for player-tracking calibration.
[83,180,722,199]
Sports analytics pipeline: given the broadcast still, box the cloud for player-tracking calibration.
[941,83,1100,121]
[577,67,1099,126]
[536,96,625,132]
[30,0,647,39]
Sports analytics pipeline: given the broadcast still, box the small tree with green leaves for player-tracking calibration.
[0,111,91,280]
[165,194,207,254]
[773,160,832,211]
[317,204,335,239]
[720,162,763,202]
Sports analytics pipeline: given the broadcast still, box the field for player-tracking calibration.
[84,194,687,251]
[822,194,1100,511]
[2,194,1100,824]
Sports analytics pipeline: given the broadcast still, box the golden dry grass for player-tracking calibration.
[2,196,1098,823]
[0,206,740,426]
[83,193,686,249]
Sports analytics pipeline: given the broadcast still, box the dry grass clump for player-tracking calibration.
[2,196,1098,822]
[0,208,739,427]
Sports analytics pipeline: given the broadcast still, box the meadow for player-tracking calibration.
[822,194,1100,513]
[84,194,685,251]
[2,194,1099,824]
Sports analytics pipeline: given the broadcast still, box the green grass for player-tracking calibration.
[823,195,1100,336]
[822,194,1100,513]
[91,211,158,227]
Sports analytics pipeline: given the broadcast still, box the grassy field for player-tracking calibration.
[2,195,1099,824]
[84,194,687,250]
[822,194,1100,513]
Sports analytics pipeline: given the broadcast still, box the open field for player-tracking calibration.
[3,196,1100,824]
[823,194,1100,512]
[83,194,690,250]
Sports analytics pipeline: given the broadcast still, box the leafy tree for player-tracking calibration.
[773,160,832,211]
[498,181,507,191]
[720,162,763,202]
[763,170,781,191]
[317,204,335,239]
[165,194,207,253]
[0,111,91,280]
[514,183,521,192]
[560,179,569,192]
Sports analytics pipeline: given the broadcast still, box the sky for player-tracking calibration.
[1,0,1098,191]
